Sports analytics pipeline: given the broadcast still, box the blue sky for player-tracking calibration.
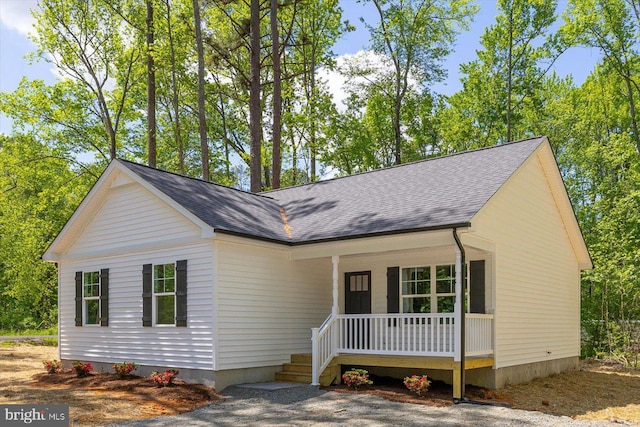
[0,0,601,135]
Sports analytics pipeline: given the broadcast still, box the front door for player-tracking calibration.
[345,271,372,314]
[344,271,371,350]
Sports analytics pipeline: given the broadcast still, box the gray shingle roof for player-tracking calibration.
[120,136,545,245]
[119,160,287,242]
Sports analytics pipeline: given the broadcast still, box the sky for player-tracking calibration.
[0,0,602,136]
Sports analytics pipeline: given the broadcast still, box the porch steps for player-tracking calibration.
[275,353,339,386]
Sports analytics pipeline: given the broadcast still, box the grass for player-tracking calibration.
[0,327,58,336]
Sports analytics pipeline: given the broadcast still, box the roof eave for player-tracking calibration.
[213,222,472,247]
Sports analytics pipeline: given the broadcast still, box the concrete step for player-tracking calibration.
[290,353,312,364]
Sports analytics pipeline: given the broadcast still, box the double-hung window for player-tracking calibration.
[401,267,431,313]
[153,263,175,325]
[83,271,100,325]
[401,264,457,314]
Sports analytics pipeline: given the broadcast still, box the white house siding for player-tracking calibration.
[337,246,490,315]
[67,181,201,257]
[216,240,331,370]
[473,150,580,369]
[58,181,215,371]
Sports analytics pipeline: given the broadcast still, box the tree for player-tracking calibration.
[0,134,94,329]
[147,0,157,167]
[249,0,263,192]
[163,0,186,174]
[289,0,349,182]
[438,0,559,148]
[193,0,210,180]
[32,0,140,160]
[362,0,476,164]
[562,0,640,154]
[271,0,282,189]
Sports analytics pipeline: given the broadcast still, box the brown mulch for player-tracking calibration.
[325,362,640,425]
[324,375,504,408]
[501,359,640,424]
[33,371,220,416]
[0,345,222,426]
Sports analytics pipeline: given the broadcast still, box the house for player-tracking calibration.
[42,136,592,399]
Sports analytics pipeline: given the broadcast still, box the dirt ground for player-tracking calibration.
[0,344,220,426]
[327,360,640,425]
[2,344,639,426]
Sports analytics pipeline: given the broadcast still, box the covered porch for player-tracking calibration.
[301,230,496,399]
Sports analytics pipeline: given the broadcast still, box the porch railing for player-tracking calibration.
[466,313,494,356]
[337,313,456,356]
[311,313,494,385]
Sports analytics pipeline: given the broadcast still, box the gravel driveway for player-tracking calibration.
[111,383,628,427]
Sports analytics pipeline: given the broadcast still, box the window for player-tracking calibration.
[435,265,455,313]
[83,271,100,325]
[153,263,175,325]
[401,264,457,314]
[401,267,430,313]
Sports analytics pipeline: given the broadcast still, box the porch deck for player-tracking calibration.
[311,312,494,398]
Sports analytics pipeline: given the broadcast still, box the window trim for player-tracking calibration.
[152,263,176,326]
[399,263,469,314]
[83,271,101,326]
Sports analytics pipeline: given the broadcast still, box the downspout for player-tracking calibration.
[453,228,466,403]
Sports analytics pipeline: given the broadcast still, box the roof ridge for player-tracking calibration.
[263,136,546,195]
[116,158,278,202]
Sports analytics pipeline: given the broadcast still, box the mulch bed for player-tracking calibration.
[324,375,508,407]
[33,371,221,416]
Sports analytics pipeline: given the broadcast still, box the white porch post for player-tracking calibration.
[454,246,462,362]
[331,255,340,316]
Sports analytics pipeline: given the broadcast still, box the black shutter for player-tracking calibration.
[470,260,486,314]
[75,271,83,326]
[176,260,188,327]
[100,268,109,327]
[142,264,153,327]
[387,266,400,313]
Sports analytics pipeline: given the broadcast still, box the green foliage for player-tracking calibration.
[0,135,92,330]
[403,375,431,396]
[341,368,373,389]
[0,0,639,362]
[0,327,58,336]
[438,0,559,149]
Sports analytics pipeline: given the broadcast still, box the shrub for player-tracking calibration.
[42,359,61,374]
[71,361,93,377]
[150,370,179,387]
[113,361,137,378]
[404,375,431,396]
[342,368,373,390]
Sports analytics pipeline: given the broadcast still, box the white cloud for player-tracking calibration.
[319,50,420,113]
[319,50,385,112]
[0,0,38,36]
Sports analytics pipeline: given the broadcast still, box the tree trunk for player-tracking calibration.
[108,125,116,160]
[249,0,262,192]
[193,0,209,181]
[309,51,317,181]
[147,0,157,168]
[506,5,513,144]
[624,72,640,155]
[271,0,282,189]
[165,0,184,174]
[393,80,402,165]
